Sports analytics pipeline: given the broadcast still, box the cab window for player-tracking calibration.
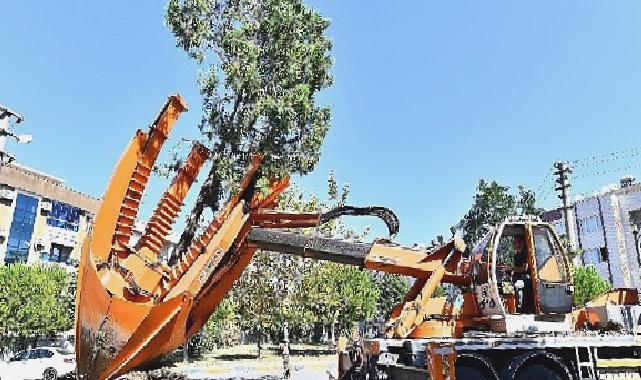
[495,225,526,271]
[532,226,567,282]
[496,234,517,267]
[471,232,492,283]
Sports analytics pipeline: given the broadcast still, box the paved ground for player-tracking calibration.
[176,353,336,379]
[122,345,337,380]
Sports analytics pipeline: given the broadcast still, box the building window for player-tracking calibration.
[41,243,72,264]
[579,215,600,234]
[5,194,39,264]
[554,221,565,236]
[47,201,80,232]
[583,247,602,264]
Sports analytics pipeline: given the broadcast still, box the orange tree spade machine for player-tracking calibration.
[76,96,641,380]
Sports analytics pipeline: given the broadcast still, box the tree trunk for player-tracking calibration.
[330,323,335,344]
[282,319,290,379]
[257,332,262,359]
[182,341,188,362]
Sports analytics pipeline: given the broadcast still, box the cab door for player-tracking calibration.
[528,224,573,314]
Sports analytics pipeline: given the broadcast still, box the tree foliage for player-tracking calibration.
[573,265,611,307]
[0,264,73,346]
[165,0,334,259]
[300,262,380,337]
[200,298,240,350]
[372,272,409,318]
[460,180,542,247]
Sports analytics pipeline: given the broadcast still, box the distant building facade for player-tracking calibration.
[542,176,641,289]
[0,163,100,266]
[129,221,179,263]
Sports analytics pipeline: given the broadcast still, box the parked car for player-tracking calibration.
[0,347,75,380]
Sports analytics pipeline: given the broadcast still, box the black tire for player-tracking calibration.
[514,364,564,380]
[503,352,571,380]
[456,354,499,380]
[456,366,492,380]
[43,367,57,380]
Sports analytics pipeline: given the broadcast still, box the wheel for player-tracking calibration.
[43,367,58,380]
[456,366,493,380]
[514,364,564,380]
[455,354,499,380]
[503,353,571,380]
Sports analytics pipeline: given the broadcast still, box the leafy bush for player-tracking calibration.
[573,265,611,306]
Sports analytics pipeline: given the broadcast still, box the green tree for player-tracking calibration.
[0,264,72,349]
[233,249,283,357]
[231,172,352,352]
[165,0,334,261]
[460,180,542,247]
[516,185,541,216]
[200,298,239,350]
[299,262,380,340]
[334,265,380,335]
[573,265,611,307]
[372,272,409,319]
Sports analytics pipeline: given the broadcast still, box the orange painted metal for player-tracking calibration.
[250,210,322,229]
[75,96,302,380]
[385,265,448,338]
[364,238,465,278]
[574,288,640,330]
[389,278,427,320]
[76,95,194,380]
[426,342,456,380]
[137,143,209,259]
[363,237,471,339]
[524,224,543,315]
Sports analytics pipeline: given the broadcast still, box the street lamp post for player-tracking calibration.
[0,104,32,164]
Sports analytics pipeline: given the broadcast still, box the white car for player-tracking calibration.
[0,347,75,380]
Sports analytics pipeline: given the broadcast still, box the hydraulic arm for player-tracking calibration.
[247,227,467,338]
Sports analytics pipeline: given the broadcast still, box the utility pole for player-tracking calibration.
[554,161,577,250]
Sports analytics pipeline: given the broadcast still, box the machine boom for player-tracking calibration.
[246,228,371,266]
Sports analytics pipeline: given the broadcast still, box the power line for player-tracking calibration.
[570,145,641,168]
[534,167,556,204]
[574,162,641,180]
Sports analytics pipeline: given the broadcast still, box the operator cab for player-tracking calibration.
[495,225,535,314]
[470,217,573,332]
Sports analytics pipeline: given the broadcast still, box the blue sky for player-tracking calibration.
[3,2,641,245]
